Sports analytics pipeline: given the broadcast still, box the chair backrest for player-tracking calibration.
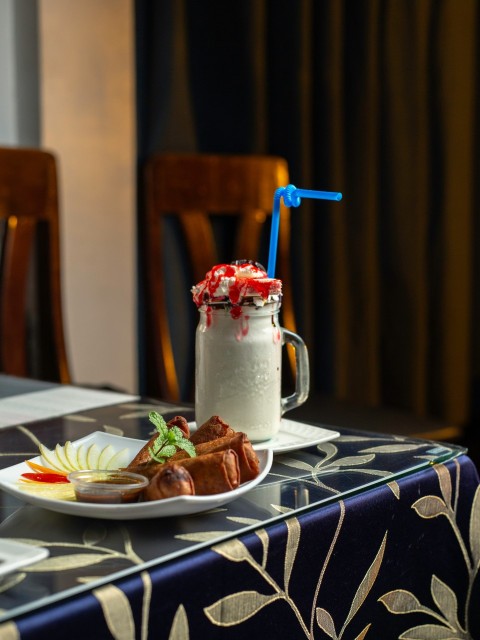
[143,153,295,402]
[0,146,70,383]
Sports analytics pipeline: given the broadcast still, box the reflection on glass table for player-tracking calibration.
[0,398,468,627]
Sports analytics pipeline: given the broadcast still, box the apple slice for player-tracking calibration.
[19,482,76,500]
[106,448,130,470]
[86,443,100,469]
[97,444,114,469]
[39,444,66,472]
[54,444,75,471]
[37,440,133,473]
[76,444,88,469]
[64,441,79,470]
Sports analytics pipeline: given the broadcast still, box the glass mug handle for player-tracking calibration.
[281,328,310,415]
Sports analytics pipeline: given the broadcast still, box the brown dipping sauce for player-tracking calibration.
[69,471,148,504]
[75,479,145,504]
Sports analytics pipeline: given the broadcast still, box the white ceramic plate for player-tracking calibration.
[256,419,340,453]
[0,432,273,520]
[0,539,49,577]
[188,419,340,454]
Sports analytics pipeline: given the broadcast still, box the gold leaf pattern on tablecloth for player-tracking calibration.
[93,583,136,640]
[0,621,20,640]
[65,415,97,423]
[355,624,372,639]
[168,604,190,640]
[118,403,190,420]
[205,516,310,635]
[271,504,295,514]
[469,485,480,568]
[24,553,111,572]
[340,532,387,635]
[102,424,125,435]
[273,437,413,497]
[430,575,460,630]
[379,589,433,616]
[16,426,43,449]
[313,530,387,639]
[324,454,376,468]
[205,591,282,626]
[0,427,474,638]
[399,623,460,638]
[387,480,401,498]
[434,463,453,510]
[378,462,477,638]
[140,571,152,640]
[88,570,152,640]
[10,524,147,582]
[412,495,449,519]
[212,538,255,564]
[204,506,387,638]
[284,517,300,593]
[359,444,426,454]
[0,453,35,459]
[175,531,230,543]
[228,516,263,525]
[199,460,477,638]
[316,607,337,638]
[0,573,26,594]
[255,527,270,568]
[276,456,315,473]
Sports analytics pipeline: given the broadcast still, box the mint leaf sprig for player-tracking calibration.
[147,411,196,464]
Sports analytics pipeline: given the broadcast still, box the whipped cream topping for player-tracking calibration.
[192,262,282,308]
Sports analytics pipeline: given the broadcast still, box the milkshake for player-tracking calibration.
[192,262,309,442]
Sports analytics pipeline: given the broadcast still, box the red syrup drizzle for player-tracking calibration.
[234,314,250,341]
[192,263,281,322]
[230,306,243,320]
[193,263,282,342]
[205,306,213,328]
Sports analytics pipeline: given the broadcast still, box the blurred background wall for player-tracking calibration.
[0,0,39,146]
[1,0,480,441]
[0,0,137,393]
[39,0,136,393]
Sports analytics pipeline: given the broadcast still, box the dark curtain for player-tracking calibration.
[135,0,480,430]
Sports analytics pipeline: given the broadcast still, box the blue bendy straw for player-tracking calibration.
[267,184,342,278]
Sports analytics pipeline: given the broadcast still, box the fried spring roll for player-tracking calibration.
[127,415,190,468]
[127,460,164,480]
[176,449,240,495]
[189,415,234,445]
[206,433,259,482]
[171,432,259,482]
[144,464,195,501]
[167,416,190,438]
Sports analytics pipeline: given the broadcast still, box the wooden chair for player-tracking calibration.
[0,146,71,383]
[142,152,459,441]
[142,153,295,402]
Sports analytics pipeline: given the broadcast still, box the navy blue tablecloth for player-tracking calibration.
[5,453,479,640]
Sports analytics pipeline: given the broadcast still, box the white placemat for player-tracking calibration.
[0,386,139,428]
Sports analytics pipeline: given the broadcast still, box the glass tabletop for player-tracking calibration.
[0,398,466,623]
